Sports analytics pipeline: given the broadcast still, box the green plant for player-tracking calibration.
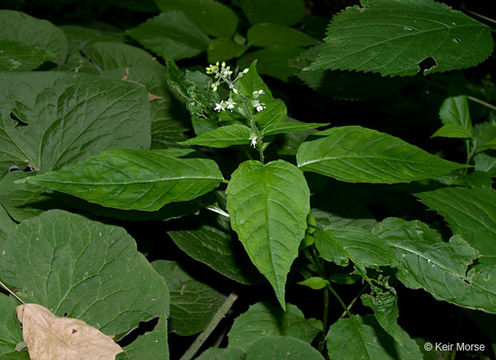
[1,0,496,359]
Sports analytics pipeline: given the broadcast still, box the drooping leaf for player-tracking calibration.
[0,72,151,177]
[240,0,305,26]
[16,303,123,360]
[262,121,327,136]
[18,149,224,212]
[297,126,466,184]
[127,12,210,61]
[227,302,322,351]
[0,10,67,71]
[416,186,496,265]
[154,0,238,38]
[152,260,226,336]
[306,0,493,76]
[372,218,496,313]
[180,124,252,148]
[0,210,169,338]
[226,160,310,308]
[245,336,324,360]
[247,24,319,48]
[326,315,422,360]
[432,95,473,138]
[197,348,246,360]
[168,225,261,285]
[207,38,249,63]
[314,226,397,271]
[0,294,28,359]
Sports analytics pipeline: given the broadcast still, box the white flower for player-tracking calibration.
[251,99,266,112]
[214,102,225,112]
[250,133,257,147]
[225,98,235,111]
[252,89,265,98]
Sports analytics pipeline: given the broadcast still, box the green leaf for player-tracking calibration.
[154,0,238,38]
[240,48,305,82]
[152,260,226,336]
[432,95,473,138]
[474,122,496,153]
[372,218,496,313]
[18,149,224,212]
[297,126,467,184]
[474,152,496,176]
[197,348,246,360]
[0,72,151,176]
[245,336,324,360]
[0,10,67,71]
[240,0,305,26]
[247,23,319,47]
[297,276,327,290]
[0,210,169,337]
[0,294,29,359]
[306,0,494,76]
[227,302,322,351]
[314,227,397,270]
[207,38,249,63]
[0,205,15,242]
[117,316,169,360]
[262,121,327,136]
[416,186,496,264]
[327,315,422,360]
[84,41,161,70]
[168,225,262,285]
[127,11,210,61]
[180,124,252,148]
[226,160,310,308]
[254,99,287,127]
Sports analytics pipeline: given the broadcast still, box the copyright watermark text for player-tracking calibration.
[424,342,485,352]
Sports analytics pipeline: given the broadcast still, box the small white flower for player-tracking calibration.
[242,68,250,73]
[225,98,235,111]
[250,133,257,147]
[251,99,266,112]
[252,89,265,98]
[214,102,225,112]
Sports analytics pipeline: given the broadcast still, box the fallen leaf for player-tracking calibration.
[148,92,162,101]
[17,303,123,360]
[122,67,130,81]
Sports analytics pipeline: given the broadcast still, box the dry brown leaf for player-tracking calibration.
[17,303,123,360]
[148,92,162,102]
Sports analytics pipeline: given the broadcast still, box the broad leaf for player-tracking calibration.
[262,121,327,136]
[154,0,238,38]
[327,315,422,360]
[0,205,15,242]
[417,186,496,265]
[207,38,249,63]
[84,41,161,70]
[247,24,318,47]
[306,0,493,76]
[314,226,397,271]
[245,336,324,360]
[152,260,226,336]
[0,294,29,359]
[297,126,466,184]
[228,302,322,351]
[474,122,496,154]
[0,210,169,338]
[127,12,210,61]
[0,10,67,71]
[18,149,224,211]
[197,348,246,360]
[168,225,261,285]
[226,160,310,308]
[240,0,305,26]
[0,72,151,176]
[432,95,472,138]
[373,218,496,313]
[180,124,252,148]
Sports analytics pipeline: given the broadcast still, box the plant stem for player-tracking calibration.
[339,284,368,318]
[464,9,496,25]
[326,283,350,316]
[467,95,496,112]
[317,287,330,353]
[0,279,25,304]
[179,293,238,360]
[240,97,264,163]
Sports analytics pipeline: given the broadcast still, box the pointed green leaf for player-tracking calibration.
[226,160,310,308]
[180,124,252,148]
[247,23,319,47]
[207,38,249,63]
[240,0,305,26]
[127,11,210,61]
[154,0,238,38]
[431,124,473,139]
[297,126,467,183]
[262,122,327,136]
[18,149,223,211]
[314,227,397,270]
[228,302,322,351]
[152,260,226,336]
[84,41,160,70]
[327,315,422,360]
[197,348,246,360]
[168,225,262,285]
[0,210,169,337]
[0,294,29,359]
[417,186,496,264]
[440,95,472,131]
[0,10,67,71]
[373,218,496,313]
[306,0,493,76]
[246,336,324,360]
[474,122,496,153]
[297,277,328,290]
